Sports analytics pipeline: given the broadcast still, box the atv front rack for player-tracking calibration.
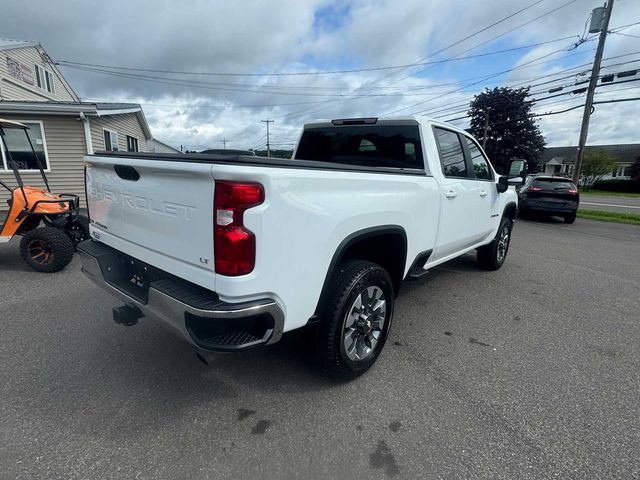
[15,194,80,222]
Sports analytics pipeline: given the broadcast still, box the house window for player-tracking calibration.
[104,129,119,152]
[0,121,50,171]
[45,71,55,94]
[34,64,55,94]
[126,135,139,152]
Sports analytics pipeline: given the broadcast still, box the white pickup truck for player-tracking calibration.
[78,117,524,379]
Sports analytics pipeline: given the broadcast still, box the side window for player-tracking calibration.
[104,129,119,152]
[464,137,493,180]
[126,135,139,152]
[434,128,467,178]
[0,121,49,170]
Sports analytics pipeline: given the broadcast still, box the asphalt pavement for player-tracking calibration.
[1,218,639,479]
[579,194,640,214]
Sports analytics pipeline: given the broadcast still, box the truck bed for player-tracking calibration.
[90,151,427,177]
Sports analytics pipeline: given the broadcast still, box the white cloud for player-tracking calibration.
[1,0,638,149]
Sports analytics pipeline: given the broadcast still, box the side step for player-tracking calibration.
[406,249,432,280]
[407,265,429,279]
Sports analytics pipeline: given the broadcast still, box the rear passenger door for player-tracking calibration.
[431,127,481,261]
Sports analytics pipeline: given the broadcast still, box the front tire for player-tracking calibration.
[477,217,513,271]
[20,227,75,273]
[317,260,394,380]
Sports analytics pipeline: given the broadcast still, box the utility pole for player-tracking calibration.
[482,108,490,150]
[222,138,228,149]
[573,0,614,185]
[261,119,274,157]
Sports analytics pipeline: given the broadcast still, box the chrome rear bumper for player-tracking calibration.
[77,240,284,352]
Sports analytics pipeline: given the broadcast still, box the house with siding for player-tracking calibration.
[148,138,181,154]
[0,38,155,206]
[536,144,639,180]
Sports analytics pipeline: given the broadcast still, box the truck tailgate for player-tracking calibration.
[85,155,216,289]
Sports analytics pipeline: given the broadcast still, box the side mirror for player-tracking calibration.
[508,159,527,187]
[498,159,528,193]
[508,176,525,186]
[497,175,509,193]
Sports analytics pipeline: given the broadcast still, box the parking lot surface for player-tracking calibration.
[1,218,639,479]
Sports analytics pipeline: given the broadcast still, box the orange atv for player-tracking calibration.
[0,119,89,272]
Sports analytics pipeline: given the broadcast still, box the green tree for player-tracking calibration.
[468,87,545,174]
[630,156,640,184]
[580,150,618,188]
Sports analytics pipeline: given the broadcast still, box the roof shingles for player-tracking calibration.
[540,144,640,164]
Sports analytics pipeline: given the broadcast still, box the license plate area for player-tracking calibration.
[96,250,165,304]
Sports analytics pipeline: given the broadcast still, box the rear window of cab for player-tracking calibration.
[294,125,424,169]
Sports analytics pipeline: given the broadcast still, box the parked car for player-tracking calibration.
[78,117,523,380]
[518,175,579,223]
[201,148,256,156]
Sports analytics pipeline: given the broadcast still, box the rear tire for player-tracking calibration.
[564,213,576,224]
[20,227,74,273]
[317,260,394,381]
[477,217,513,271]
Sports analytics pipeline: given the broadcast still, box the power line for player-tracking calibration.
[372,0,548,85]
[408,52,640,117]
[422,60,640,118]
[56,37,579,80]
[385,0,582,86]
[289,0,582,118]
[441,90,640,125]
[386,43,591,117]
[609,31,640,40]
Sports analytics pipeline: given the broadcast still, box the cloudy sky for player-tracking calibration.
[1,0,638,151]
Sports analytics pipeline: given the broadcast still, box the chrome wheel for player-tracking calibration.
[496,223,511,264]
[343,286,386,361]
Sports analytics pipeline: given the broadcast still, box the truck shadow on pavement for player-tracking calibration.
[398,253,484,299]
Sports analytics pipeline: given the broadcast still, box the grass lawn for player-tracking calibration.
[579,189,640,198]
[577,209,640,226]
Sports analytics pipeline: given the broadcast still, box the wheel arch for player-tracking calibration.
[310,225,408,323]
[503,202,517,221]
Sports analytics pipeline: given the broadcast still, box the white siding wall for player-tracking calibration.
[0,115,88,207]
[0,46,78,102]
[90,114,148,153]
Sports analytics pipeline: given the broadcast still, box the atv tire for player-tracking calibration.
[20,227,75,273]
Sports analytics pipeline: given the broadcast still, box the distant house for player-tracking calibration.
[0,38,153,206]
[537,144,639,180]
[148,138,181,154]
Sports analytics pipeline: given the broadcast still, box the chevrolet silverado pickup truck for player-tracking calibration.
[78,117,525,380]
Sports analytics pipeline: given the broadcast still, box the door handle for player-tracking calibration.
[479,190,488,197]
[445,191,457,199]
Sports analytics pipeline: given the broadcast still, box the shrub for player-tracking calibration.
[591,179,640,193]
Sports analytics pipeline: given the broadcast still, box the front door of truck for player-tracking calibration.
[461,135,501,241]
[430,127,482,261]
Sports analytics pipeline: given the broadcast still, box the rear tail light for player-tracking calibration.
[214,181,264,276]
[567,188,578,194]
[528,186,544,192]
